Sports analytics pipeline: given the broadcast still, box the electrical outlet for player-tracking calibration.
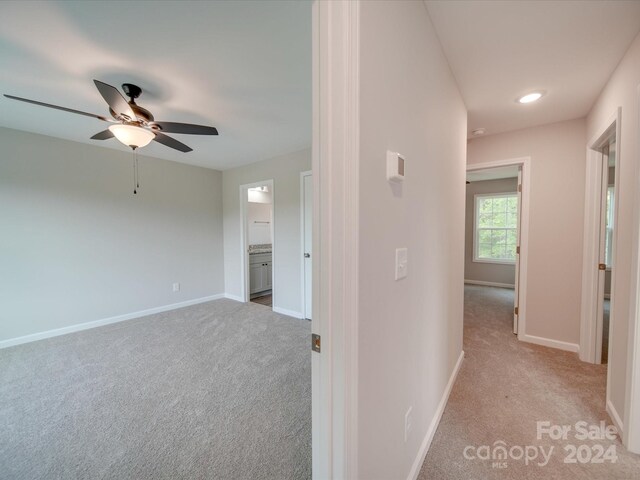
[404,406,413,442]
[172,282,180,292]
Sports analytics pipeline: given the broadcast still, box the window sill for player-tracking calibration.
[472,258,516,266]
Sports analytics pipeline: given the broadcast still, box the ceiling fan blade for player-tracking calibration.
[4,94,110,122]
[90,129,114,140]
[153,132,193,153]
[93,80,137,121]
[152,121,218,135]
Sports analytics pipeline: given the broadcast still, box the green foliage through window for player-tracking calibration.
[475,193,518,263]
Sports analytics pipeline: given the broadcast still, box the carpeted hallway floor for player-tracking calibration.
[0,299,311,480]
[418,285,640,479]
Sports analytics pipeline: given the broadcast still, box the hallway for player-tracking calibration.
[418,285,640,479]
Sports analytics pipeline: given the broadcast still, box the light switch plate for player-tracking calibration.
[395,248,408,280]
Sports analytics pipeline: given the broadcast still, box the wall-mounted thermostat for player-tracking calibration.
[387,150,405,182]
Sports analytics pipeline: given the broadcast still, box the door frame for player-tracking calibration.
[300,170,313,320]
[466,157,531,339]
[239,179,275,304]
[312,0,360,478]
[579,108,621,366]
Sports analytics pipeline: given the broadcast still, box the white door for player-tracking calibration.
[513,168,522,334]
[303,173,313,319]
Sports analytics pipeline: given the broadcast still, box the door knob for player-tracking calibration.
[304,253,311,258]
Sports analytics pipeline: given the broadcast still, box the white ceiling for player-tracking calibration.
[0,1,311,170]
[425,0,640,138]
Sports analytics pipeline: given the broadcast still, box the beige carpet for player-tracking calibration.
[418,285,640,479]
[0,299,310,479]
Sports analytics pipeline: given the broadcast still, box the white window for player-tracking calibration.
[605,186,615,268]
[474,193,518,264]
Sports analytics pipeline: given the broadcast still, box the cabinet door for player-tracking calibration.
[265,262,273,289]
[250,264,263,293]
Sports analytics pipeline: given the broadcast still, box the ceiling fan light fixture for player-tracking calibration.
[108,124,155,149]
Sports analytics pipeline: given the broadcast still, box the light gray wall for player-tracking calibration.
[468,118,587,346]
[0,127,224,342]
[357,1,466,477]
[465,178,518,286]
[222,149,311,315]
[587,30,640,444]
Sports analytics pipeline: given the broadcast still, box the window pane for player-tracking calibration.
[491,243,506,258]
[491,229,506,244]
[478,244,492,258]
[479,198,493,215]
[493,213,507,227]
[478,230,492,244]
[493,197,507,213]
[475,194,518,263]
[478,213,492,228]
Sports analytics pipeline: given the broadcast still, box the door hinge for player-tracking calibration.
[599,263,606,271]
[516,246,520,254]
[312,333,321,353]
[514,306,519,315]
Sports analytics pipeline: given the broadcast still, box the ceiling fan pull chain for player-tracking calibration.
[132,148,137,195]
[135,149,140,190]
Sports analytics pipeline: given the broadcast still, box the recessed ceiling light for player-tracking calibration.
[471,128,486,136]
[518,92,544,104]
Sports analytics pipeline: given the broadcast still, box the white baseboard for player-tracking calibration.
[224,293,245,302]
[519,333,580,353]
[464,279,515,289]
[273,306,304,319]
[607,399,624,437]
[0,294,225,350]
[407,350,465,480]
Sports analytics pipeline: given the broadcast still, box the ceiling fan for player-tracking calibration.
[3,80,218,153]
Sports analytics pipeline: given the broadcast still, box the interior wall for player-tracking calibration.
[357,1,466,478]
[467,118,587,346]
[0,127,224,343]
[587,30,640,442]
[247,202,272,245]
[222,148,311,315]
[465,177,518,286]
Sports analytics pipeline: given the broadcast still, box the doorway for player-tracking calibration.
[597,139,617,364]
[580,109,621,367]
[240,180,274,308]
[466,157,531,338]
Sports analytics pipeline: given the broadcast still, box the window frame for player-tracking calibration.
[473,192,518,265]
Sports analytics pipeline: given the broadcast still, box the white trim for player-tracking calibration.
[520,334,580,353]
[607,399,624,438]
[300,170,313,321]
[273,306,305,319]
[0,294,225,349]
[239,179,275,305]
[313,1,360,478]
[407,351,464,480]
[467,157,530,339]
[464,279,515,289]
